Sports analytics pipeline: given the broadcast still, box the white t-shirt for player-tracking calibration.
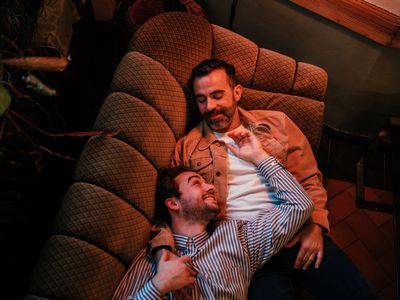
[213,126,279,221]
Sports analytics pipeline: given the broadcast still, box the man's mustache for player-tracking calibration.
[203,191,215,198]
[205,109,224,119]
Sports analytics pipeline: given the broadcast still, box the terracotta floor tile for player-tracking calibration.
[344,240,391,292]
[378,283,396,300]
[327,188,357,226]
[324,178,353,200]
[364,186,385,203]
[379,219,395,246]
[379,191,394,205]
[345,210,392,259]
[321,178,396,298]
[329,220,357,249]
[364,209,393,227]
[362,186,393,205]
[378,249,396,280]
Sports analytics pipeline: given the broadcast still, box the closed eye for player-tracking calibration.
[211,91,224,99]
[196,96,207,104]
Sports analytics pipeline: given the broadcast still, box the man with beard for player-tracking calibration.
[151,59,376,299]
[113,129,313,300]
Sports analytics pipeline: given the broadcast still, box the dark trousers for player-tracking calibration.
[248,237,378,300]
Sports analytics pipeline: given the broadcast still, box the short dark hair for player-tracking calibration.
[155,166,193,226]
[189,59,237,91]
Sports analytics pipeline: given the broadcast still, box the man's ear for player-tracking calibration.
[165,197,180,212]
[234,84,242,102]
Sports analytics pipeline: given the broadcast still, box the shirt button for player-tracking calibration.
[216,171,221,176]
[197,162,201,166]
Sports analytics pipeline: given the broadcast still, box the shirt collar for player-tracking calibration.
[173,230,209,251]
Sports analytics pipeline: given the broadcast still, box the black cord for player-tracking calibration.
[228,0,239,30]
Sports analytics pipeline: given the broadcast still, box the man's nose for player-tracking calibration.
[206,98,216,111]
[204,182,215,192]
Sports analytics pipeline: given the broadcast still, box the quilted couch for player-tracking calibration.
[25,11,328,299]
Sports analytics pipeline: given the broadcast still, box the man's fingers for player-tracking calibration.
[179,255,192,263]
[228,130,250,145]
[227,131,239,140]
[302,254,315,270]
[172,290,184,300]
[226,144,239,156]
[187,267,197,276]
[179,255,197,276]
[294,248,307,269]
[188,276,196,284]
[315,249,323,269]
[180,287,192,300]
[158,249,168,262]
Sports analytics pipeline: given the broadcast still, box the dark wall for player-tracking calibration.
[200,0,400,138]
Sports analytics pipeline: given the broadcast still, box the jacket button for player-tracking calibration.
[216,171,221,176]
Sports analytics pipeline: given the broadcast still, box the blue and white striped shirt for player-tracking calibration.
[113,157,313,300]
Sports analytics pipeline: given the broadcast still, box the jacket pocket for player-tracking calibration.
[189,156,213,183]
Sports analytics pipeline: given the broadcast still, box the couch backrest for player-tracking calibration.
[25,12,327,300]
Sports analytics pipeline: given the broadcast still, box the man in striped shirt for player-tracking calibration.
[113,129,313,300]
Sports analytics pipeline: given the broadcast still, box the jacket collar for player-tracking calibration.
[197,107,261,150]
[198,122,218,150]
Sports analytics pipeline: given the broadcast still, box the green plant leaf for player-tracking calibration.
[0,83,11,117]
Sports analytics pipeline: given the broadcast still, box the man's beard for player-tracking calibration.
[204,103,236,132]
[180,198,220,223]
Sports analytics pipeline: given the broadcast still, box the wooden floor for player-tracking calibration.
[301,178,396,299]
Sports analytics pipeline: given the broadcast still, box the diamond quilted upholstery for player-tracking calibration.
[53,182,151,265]
[252,48,296,93]
[130,12,212,86]
[110,51,188,140]
[74,136,157,221]
[240,88,324,153]
[94,92,177,168]
[212,24,258,87]
[26,235,126,300]
[292,62,328,100]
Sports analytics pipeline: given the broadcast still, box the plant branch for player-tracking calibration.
[0,116,6,143]
[8,109,119,137]
[7,80,53,123]
[5,113,77,162]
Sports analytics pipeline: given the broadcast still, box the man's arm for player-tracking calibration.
[227,130,313,272]
[283,115,327,269]
[283,115,328,231]
[112,249,161,300]
[148,220,175,258]
[113,249,196,300]
[170,137,186,168]
[242,156,313,270]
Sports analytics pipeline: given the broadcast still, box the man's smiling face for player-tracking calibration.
[174,171,220,222]
[193,68,242,133]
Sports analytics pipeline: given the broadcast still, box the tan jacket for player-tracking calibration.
[150,108,328,253]
[171,108,329,231]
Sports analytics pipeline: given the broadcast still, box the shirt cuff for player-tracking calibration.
[257,156,284,179]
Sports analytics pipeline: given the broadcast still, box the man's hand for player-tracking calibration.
[226,129,269,165]
[285,224,324,270]
[152,250,197,295]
